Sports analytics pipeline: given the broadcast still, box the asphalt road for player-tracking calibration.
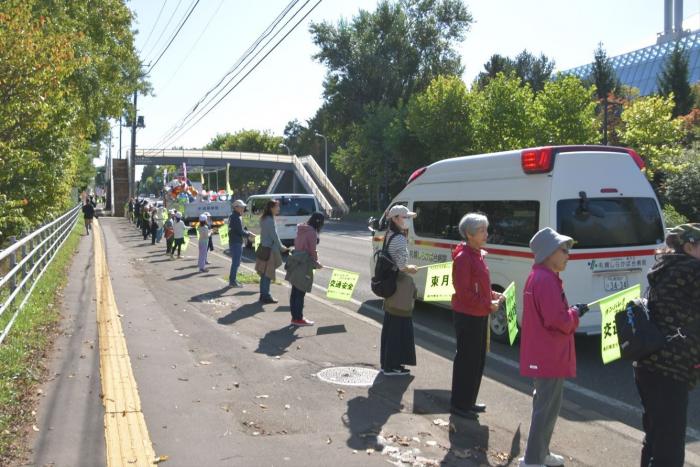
[305,220,700,442]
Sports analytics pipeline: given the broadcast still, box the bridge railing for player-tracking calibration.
[299,156,349,216]
[290,156,333,217]
[0,204,81,345]
[137,148,294,164]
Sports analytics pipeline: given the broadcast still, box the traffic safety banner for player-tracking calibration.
[326,269,360,301]
[596,284,641,364]
[219,227,229,246]
[503,281,518,346]
[423,261,454,302]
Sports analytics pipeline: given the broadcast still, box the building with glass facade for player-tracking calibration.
[563,29,700,96]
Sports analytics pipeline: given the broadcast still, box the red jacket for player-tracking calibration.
[519,264,580,378]
[451,243,496,316]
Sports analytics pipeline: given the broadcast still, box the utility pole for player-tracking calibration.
[107,126,113,211]
[129,91,138,197]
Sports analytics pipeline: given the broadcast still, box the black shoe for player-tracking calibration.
[450,406,478,419]
[260,296,278,304]
[470,403,486,413]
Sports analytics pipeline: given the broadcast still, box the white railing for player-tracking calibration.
[299,155,349,215]
[137,148,294,164]
[0,204,81,344]
[266,170,285,194]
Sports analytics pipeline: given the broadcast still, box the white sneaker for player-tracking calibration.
[518,458,544,467]
[544,453,565,466]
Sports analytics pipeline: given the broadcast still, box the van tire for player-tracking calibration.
[490,299,512,344]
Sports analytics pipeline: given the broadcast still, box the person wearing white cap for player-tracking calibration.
[379,204,419,376]
[197,213,211,272]
[164,209,176,256]
[518,227,588,467]
[172,212,186,258]
[227,200,254,287]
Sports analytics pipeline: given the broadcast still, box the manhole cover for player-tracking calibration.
[317,366,379,386]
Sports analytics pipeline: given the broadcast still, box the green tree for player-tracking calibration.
[664,152,700,220]
[405,75,473,161]
[477,50,555,93]
[619,95,684,181]
[588,43,620,145]
[471,73,536,152]
[657,44,695,118]
[534,75,598,145]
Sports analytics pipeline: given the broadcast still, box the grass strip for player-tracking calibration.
[0,217,83,465]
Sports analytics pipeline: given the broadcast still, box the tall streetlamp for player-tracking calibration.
[314,132,328,177]
[279,143,290,155]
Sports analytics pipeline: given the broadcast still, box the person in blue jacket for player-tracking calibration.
[227,200,255,287]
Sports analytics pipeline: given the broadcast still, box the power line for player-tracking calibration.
[159,0,226,92]
[139,0,169,54]
[142,0,185,63]
[147,0,307,151]
[147,0,201,74]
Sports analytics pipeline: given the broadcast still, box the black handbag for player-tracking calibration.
[615,297,666,361]
[255,245,271,261]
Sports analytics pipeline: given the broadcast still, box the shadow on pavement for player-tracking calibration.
[343,376,414,451]
[217,302,264,326]
[440,414,493,466]
[190,286,233,303]
[255,325,300,356]
[170,271,202,281]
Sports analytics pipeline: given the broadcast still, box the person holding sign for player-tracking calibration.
[227,200,254,288]
[380,205,418,377]
[171,212,186,259]
[285,212,325,326]
[633,224,700,467]
[450,213,503,419]
[518,227,588,467]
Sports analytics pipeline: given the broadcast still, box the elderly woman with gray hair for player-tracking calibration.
[450,213,503,418]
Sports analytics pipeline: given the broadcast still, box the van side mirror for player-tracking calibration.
[368,216,379,232]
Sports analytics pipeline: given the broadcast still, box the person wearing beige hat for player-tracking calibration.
[379,205,419,376]
[228,200,254,287]
[633,223,700,467]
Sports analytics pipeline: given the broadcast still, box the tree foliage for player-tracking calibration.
[619,95,684,180]
[534,75,598,145]
[657,44,695,118]
[664,151,700,220]
[0,0,144,243]
[477,50,555,93]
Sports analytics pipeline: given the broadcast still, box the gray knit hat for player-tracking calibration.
[529,227,574,264]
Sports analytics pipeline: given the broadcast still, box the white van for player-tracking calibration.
[245,194,322,247]
[370,145,666,342]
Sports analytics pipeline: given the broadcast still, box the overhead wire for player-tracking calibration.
[141,0,185,64]
[148,0,321,152]
[147,0,201,74]
[151,0,301,148]
[138,0,169,54]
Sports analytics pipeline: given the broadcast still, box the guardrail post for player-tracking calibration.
[8,236,17,291]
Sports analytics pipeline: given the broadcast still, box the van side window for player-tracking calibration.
[414,200,539,247]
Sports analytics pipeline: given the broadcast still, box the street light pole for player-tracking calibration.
[279,143,290,155]
[315,132,328,177]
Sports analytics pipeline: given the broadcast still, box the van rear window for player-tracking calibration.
[413,200,539,247]
[557,197,664,248]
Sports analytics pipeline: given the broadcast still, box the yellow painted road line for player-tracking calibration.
[93,221,157,466]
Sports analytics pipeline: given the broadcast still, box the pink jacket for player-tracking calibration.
[451,243,497,317]
[519,264,580,378]
[294,224,320,267]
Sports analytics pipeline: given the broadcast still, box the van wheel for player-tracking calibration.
[490,303,510,344]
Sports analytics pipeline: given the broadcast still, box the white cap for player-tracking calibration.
[175,212,182,219]
[387,205,417,219]
[232,199,246,208]
[199,214,207,222]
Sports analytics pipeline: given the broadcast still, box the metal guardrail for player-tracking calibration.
[0,204,81,344]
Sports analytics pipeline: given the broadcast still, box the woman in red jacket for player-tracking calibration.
[518,227,588,467]
[450,213,503,418]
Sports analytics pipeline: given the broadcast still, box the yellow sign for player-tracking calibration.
[181,232,190,251]
[503,282,518,345]
[254,234,260,250]
[423,261,454,301]
[219,227,229,246]
[326,269,360,301]
[598,284,641,364]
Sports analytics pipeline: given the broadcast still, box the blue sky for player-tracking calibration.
[109,0,700,162]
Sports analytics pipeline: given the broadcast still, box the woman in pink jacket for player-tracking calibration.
[518,227,588,467]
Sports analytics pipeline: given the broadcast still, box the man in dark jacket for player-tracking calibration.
[227,200,254,287]
[82,201,95,235]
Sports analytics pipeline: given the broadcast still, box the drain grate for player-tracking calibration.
[317,366,379,386]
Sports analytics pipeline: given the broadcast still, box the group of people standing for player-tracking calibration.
[376,204,699,467]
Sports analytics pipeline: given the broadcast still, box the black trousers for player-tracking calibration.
[634,367,688,467]
[451,312,488,410]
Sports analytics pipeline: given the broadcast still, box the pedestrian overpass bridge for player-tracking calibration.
[134,149,349,217]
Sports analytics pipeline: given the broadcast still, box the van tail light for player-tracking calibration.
[521,147,554,173]
[407,167,427,184]
[626,149,645,170]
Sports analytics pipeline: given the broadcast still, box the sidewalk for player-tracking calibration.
[28,217,676,466]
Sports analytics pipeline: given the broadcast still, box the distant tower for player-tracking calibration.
[659,0,686,43]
